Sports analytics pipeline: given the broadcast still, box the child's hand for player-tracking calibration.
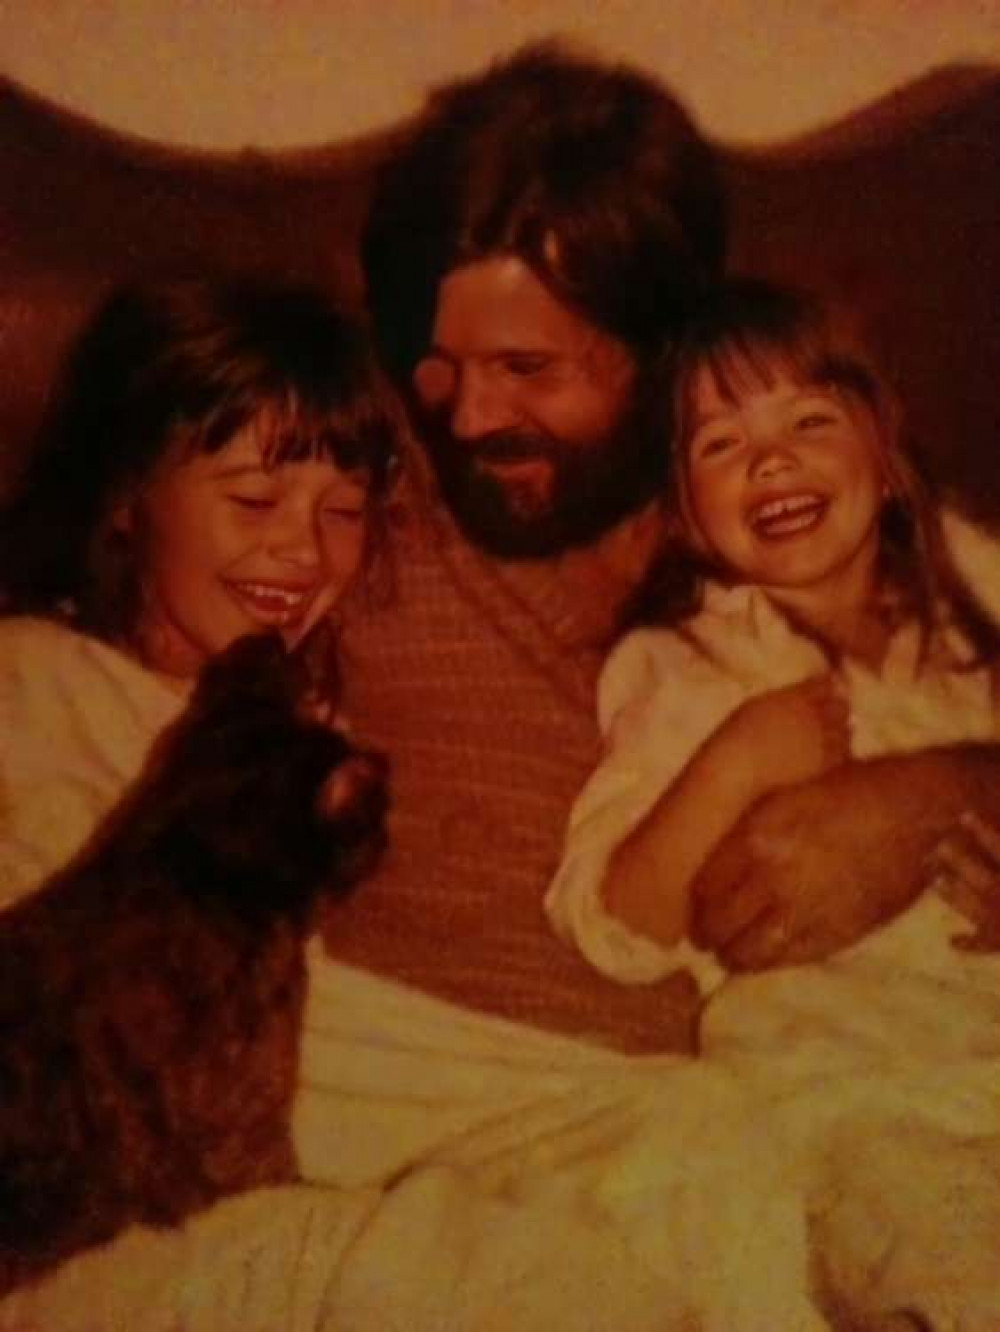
[719,675,852,795]
[927,810,1000,952]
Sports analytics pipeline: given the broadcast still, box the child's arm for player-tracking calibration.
[603,674,851,949]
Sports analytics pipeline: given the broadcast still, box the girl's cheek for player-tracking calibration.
[676,486,713,555]
[322,523,366,580]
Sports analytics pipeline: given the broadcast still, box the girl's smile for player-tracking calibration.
[119,419,370,679]
[746,491,830,540]
[222,578,324,629]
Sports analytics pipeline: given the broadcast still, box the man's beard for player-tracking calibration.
[420,395,667,561]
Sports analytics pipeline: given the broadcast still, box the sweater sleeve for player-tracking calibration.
[544,628,743,989]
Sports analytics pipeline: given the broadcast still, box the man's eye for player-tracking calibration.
[502,355,550,377]
[229,495,275,511]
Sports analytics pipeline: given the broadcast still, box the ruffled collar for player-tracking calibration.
[697,578,979,685]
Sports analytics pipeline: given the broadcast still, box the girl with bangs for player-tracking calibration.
[665,278,999,665]
[0,278,398,1292]
[546,278,1000,1326]
[0,276,398,905]
[0,279,397,685]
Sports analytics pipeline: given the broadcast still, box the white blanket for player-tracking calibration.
[6,506,1000,1331]
[0,617,825,1330]
[541,508,1000,1327]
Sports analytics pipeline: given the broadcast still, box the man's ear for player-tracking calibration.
[109,496,135,535]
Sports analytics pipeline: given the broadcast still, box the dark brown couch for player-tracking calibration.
[2,64,999,512]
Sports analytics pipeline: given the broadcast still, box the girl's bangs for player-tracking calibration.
[703,315,843,393]
[259,386,399,489]
[677,319,881,446]
[182,391,395,488]
[256,404,371,475]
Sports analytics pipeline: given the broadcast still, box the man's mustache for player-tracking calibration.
[467,433,558,465]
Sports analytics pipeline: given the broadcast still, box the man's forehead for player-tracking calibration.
[431,255,625,360]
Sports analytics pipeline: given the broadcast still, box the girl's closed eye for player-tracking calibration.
[229,493,277,512]
[691,428,741,462]
[323,504,365,523]
[216,462,280,512]
[321,476,369,524]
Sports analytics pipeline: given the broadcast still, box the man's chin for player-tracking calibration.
[455,517,566,561]
[427,434,659,560]
[475,458,555,514]
[445,490,611,561]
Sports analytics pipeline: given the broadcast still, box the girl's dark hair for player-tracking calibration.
[627,277,1000,666]
[0,279,401,642]
[364,39,726,387]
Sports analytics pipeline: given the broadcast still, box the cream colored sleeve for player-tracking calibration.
[545,629,741,989]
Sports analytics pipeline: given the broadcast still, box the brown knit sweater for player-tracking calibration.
[324,453,699,1055]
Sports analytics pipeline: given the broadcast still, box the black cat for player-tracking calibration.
[0,633,388,1294]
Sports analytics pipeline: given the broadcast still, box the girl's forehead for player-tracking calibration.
[156,415,368,497]
[689,357,818,412]
[215,411,370,482]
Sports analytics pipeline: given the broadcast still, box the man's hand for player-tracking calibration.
[927,810,1000,952]
[690,745,1000,971]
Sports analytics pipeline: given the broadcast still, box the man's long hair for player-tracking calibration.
[363,39,727,388]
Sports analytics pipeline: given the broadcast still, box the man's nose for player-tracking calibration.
[450,366,518,441]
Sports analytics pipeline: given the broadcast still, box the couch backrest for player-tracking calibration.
[2,65,999,515]
[726,64,1000,521]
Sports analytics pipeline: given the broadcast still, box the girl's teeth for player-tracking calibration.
[751,495,826,537]
[242,583,306,605]
[230,582,313,621]
[754,495,819,520]
[759,510,819,534]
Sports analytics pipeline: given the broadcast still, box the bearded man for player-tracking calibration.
[322,40,727,1053]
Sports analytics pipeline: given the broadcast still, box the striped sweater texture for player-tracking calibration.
[325,457,698,1055]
